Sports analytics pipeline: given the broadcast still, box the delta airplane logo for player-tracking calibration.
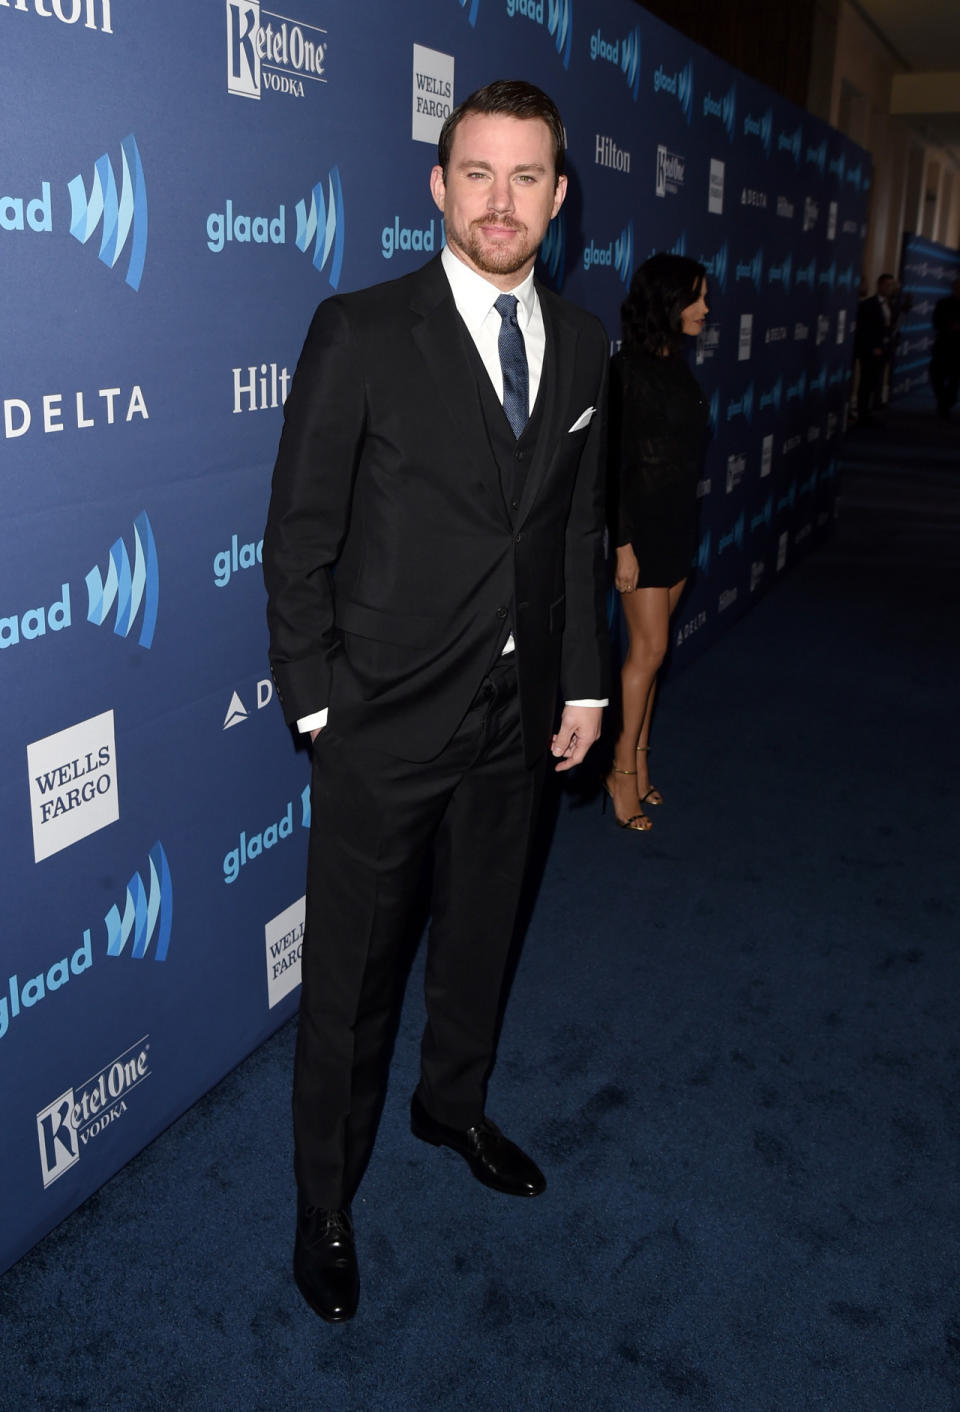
[702,84,735,142]
[457,0,480,25]
[206,167,345,288]
[653,60,694,125]
[699,241,728,294]
[506,0,573,71]
[2,133,147,292]
[226,1,328,101]
[778,125,802,165]
[538,210,566,290]
[589,25,641,101]
[2,511,159,653]
[743,107,773,157]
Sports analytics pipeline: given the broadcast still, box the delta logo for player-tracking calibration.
[589,25,641,101]
[653,60,694,125]
[226,0,328,101]
[206,167,345,288]
[582,221,633,285]
[506,0,572,71]
[3,841,172,1045]
[1,133,147,291]
[702,84,735,142]
[743,108,773,157]
[1,511,159,653]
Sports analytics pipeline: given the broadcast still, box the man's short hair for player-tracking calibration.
[437,79,566,185]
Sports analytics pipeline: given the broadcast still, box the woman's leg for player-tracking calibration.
[605,585,671,826]
[634,577,686,800]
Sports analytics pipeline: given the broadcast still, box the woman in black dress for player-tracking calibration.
[604,253,709,831]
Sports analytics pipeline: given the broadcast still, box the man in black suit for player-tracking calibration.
[931,278,960,418]
[854,272,895,424]
[262,80,609,1323]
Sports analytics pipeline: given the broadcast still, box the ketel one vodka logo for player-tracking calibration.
[226,0,328,100]
[68,134,147,292]
[37,1037,152,1188]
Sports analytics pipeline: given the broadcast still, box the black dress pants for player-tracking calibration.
[293,657,545,1209]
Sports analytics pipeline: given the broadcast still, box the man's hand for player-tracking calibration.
[310,729,321,742]
[550,705,602,772]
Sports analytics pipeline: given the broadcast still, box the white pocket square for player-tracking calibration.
[567,406,596,433]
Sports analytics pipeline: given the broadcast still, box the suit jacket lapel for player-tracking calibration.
[516,283,577,524]
[409,258,502,502]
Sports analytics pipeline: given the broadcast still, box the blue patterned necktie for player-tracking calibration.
[494,293,529,439]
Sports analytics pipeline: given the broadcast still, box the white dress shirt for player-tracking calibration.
[297,245,604,733]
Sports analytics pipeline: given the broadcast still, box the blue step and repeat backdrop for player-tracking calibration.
[2,0,867,1273]
[892,233,960,401]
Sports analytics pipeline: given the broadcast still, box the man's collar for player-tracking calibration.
[441,244,537,329]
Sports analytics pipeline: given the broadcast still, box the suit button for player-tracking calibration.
[515,533,522,544]
[496,607,508,619]
[515,448,527,461]
[511,499,520,510]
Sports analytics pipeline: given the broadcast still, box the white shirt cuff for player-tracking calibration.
[297,707,328,734]
[565,699,608,708]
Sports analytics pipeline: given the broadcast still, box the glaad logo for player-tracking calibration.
[106,842,173,962]
[67,134,147,292]
[726,382,754,424]
[702,84,735,142]
[458,0,480,25]
[589,25,641,101]
[828,152,845,182]
[786,372,807,403]
[86,510,159,649]
[36,1037,152,1189]
[2,512,159,653]
[382,216,440,260]
[653,60,694,125]
[768,253,792,287]
[751,498,773,534]
[707,388,720,433]
[806,139,827,175]
[759,377,782,413]
[226,1,328,101]
[0,0,115,31]
[818,261,836,292]
[27,710,118,864]
[214,534,263,588]
[778,126,802,164]
[206,169,345,289]
[655,146,685,198]
[743,108,773,157]
[845,162,865,193]
[808,368,827,396]
[582,221,633,286]
[699,241,728,293]
[795,257,816,288]
[506,0,572,70]
[223,794,307,884]
[718,513,745,556]
[1,842,171,1046]
[695,533,711,575]
[538,210,566,290]
[777,483,797,515]
[296,169,344,285]
[735,248,764,291]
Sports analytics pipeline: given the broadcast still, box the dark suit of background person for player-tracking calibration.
[262,81,610,1324]
[931,279,960,419]
[854,274,895,424]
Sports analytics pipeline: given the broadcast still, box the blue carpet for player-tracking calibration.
[1,402,958,1411]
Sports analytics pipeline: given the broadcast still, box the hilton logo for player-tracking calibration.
[595,135,631,173]
[0,0,114,32]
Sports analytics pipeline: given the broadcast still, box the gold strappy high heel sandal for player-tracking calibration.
[601,766,653,831]
[636,746,663,807]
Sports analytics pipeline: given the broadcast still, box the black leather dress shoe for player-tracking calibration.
[410,1095,546,1197]
[293,1199,359,1322]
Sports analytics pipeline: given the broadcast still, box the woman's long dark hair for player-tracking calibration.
[620,253,707,357]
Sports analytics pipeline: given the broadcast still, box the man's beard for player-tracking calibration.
[447,217,540,278]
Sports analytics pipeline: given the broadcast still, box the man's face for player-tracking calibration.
[430,112,567,291]
[879,277,894,299]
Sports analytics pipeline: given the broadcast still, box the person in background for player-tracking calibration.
[930,278,960,419]
[603,254,709,832]
[854,273,895,425]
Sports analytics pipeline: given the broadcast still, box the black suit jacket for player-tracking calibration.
[263,255,610,765]
[854,295,891,359]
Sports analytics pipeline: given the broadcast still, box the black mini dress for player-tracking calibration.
[609,347,709,587]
